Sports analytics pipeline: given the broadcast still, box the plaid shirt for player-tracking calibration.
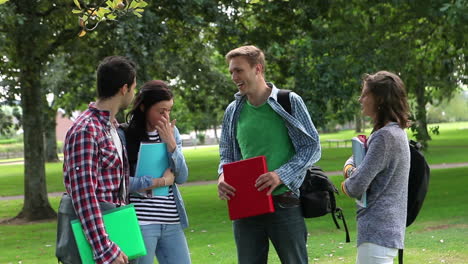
[63,103,129,264]
[218,83,321,196]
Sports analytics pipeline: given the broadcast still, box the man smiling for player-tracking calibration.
[217,45,321,263]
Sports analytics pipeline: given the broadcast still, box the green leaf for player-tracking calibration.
[129,0,138,9]
[138,1,148,8]
[96,8,110,19]
[0,0,10,4]
[107,14,117,20]
[135,8,144,13]
[73,0,81,9]
[133,11,142,17]
[72,9,82,14]
[106,0,115,9]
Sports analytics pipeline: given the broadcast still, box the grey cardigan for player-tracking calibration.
[344,122,410,249]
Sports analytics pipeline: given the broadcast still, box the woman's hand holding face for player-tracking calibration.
[156,116,177,152]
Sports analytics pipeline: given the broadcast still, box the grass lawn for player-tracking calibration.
[0,167,467,263]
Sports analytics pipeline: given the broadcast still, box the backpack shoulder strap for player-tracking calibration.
[277,89,292,115]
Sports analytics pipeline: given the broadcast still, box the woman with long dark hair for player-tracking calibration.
[121,80,190,264]
[342,71,411,264]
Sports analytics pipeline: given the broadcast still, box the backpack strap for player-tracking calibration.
[277,89,292,115]
[333,208,351,243]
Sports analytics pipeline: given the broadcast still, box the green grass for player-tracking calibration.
[1,167,467,263]
[0,162,65,197]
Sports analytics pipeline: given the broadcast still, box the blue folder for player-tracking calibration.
[352,136,367,208]
[135,142,170,196]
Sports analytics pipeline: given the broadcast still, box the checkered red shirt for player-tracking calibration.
[63,103,129,264]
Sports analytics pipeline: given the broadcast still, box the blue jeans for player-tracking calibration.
[136,223,191,264]
[233,202,308,264]
[356,243,398,264]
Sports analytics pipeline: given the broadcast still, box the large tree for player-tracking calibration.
[0,0,73,220]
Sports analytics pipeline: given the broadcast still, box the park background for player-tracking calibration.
[0,0,467,263]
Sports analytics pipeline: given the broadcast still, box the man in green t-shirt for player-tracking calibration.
[217,45,321,263]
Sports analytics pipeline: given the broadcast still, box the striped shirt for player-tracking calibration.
[129,130,180,225]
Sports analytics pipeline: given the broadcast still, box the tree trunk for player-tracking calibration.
[15,0,56,221]
[414,83,431,149]
[355,112,363,133]
[213,123,219,143]
[45,111,60,162]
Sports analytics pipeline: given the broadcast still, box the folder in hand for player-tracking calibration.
[135,142,169,196]
[223,156,275,220]
[351,135,368,207]
[71,204,146,263]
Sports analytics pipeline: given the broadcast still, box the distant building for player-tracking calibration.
[55,109,75,142]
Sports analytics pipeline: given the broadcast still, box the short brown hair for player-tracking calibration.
[225,45,266,73]
[363,71,410,130]
[97,56,136,99]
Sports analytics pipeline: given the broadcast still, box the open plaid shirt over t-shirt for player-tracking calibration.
[63,103,129,264]
[218,83,321,196]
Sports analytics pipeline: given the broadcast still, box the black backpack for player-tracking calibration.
[277,89,350,243]
[399,140,430,264]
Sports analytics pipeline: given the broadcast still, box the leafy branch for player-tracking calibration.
[72,0,148,37]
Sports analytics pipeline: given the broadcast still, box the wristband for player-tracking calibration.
[344,164,354,178]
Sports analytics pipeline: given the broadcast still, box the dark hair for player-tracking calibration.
[363,71,410,131]
[124,80,173,166]
[96,56,137,99]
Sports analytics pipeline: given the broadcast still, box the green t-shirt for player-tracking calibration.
[236,101,296,195]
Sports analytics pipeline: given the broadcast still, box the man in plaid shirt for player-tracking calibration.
[63,56,137,264]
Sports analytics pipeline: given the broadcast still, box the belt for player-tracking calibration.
[273,191,300,206]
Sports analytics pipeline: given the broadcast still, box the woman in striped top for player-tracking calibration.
[121,80,190,264]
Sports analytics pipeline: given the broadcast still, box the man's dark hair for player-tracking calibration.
[96,56,137,99]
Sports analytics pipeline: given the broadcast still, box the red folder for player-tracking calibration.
[223,156,275,220]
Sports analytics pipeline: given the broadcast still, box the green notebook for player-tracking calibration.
[71,204,146,263]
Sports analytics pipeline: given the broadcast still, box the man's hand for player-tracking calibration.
[217,173,236,200]
[111,251,128,264]
[255,171,283,195]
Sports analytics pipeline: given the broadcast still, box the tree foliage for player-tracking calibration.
[210,0,467,146]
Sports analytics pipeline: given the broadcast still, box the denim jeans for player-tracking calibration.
[136,223,191,264]
[233,201,308,264]
[356,243,398,264]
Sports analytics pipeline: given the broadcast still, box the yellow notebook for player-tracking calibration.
[71,204,146,263]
